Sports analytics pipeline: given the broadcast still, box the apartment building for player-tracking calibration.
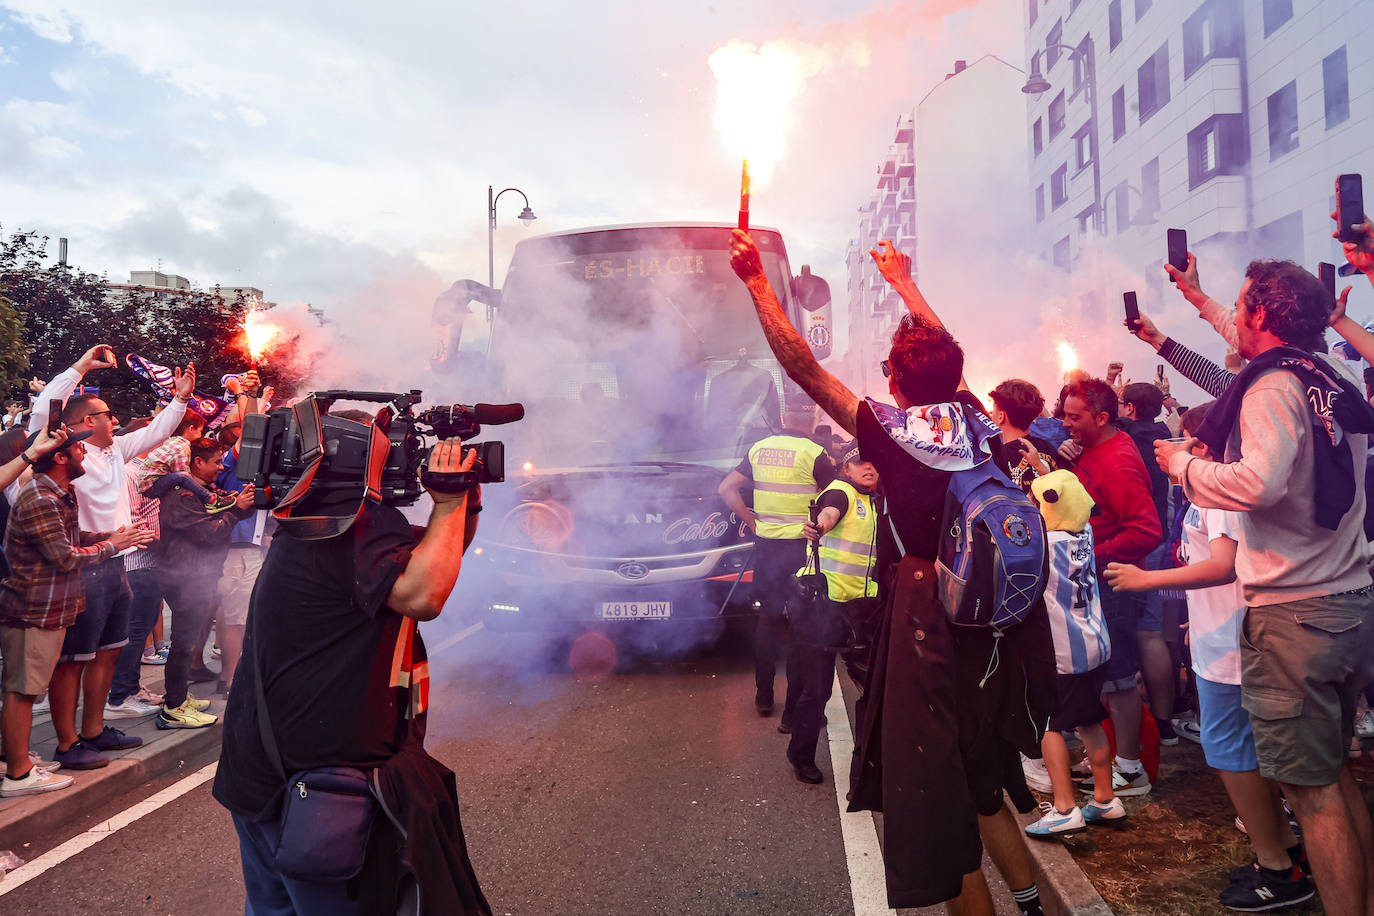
[1024,0,1372,316]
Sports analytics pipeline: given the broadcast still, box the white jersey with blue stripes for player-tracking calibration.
[1044,528,1111,675]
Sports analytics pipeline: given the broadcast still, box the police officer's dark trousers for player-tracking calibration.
[752,536,807,706]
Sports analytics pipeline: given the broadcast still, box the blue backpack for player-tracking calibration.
[935,462,1048,629]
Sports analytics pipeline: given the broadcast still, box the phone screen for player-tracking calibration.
[1123,291,1141,330]
[1320,262,1337,298]
[1167,229,1188,273]
[46,398,62,435]
[1337,174,1365,242]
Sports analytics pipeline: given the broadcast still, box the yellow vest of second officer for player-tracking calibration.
[806,479,878,601]
[749,434,825,540]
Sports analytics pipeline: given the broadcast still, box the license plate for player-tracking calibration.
[600,600,671,620]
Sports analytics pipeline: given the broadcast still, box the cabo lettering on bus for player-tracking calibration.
[584,255,706,280]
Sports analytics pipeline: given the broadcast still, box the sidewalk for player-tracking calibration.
[0,657,225,853]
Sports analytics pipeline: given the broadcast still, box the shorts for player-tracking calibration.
[0,624,65,695]
[59,559,131,663]
[1098,578,1144,693]
[1240,589,1374,786]
[219,547,266,627]
[1138,545,1166,632]
[1049,665,1109,732]
[1196,676,1258,772]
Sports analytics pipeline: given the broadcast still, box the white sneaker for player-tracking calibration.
[0,751,59,778]
[1077,765,1152,797]
[105,696,161,718]
[1020,754,1053,794]
[0,765,74,797]
[1083,796,1128,823]
[1355,709,1374,740]
[133,686,164,706]
[32,695,49,715]
[1024,801,1085,837]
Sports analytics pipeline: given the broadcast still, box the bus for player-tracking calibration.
[436,222,833,651]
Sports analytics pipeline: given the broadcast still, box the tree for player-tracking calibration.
[0,291,29,395]
[0,227,312,419]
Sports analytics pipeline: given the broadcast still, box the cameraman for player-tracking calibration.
[212,436,491,915]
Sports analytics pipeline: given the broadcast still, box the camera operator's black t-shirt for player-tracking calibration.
[213,502,422,822]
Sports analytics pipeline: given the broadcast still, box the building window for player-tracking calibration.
[1184,0,1241,78]
[1109,0,1123,49]
[1187,113,1247,189]
[1142,157,1161,213]
[1263,0,1292,37]
[1136,0,1152,21]
[1033,118,1044,155]
[1051,164,1069,209]
[1075,205,1095,239]
[1324,46,1350,129]
[1049,91,1067,138]
[1137,43,1170,122]
[1047,20,1064,71]
[1070,0,1082,13]
[1073,123,1093,169]
[1112,87,1126,140]
[1071,37,1090,96]
[1267,80,1299,160]
[1029,0,1038,26]
[1036,185,1046,223]
[1053,236,1072,271]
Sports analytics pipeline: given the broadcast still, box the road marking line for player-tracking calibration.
[431,621,485,657]
[823,669,895,915]
[0,761,218,897]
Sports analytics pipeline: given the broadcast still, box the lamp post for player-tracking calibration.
[1023,38,1102,236]
[487,185,537,318]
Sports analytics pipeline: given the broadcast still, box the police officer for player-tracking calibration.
[718,408,834,717]
[786,441,880,784]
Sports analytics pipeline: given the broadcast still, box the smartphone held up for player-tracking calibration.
[1123,291,1141,332]
[1167,228,1188,275]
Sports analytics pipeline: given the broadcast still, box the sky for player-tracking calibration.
[0,0,1024,388]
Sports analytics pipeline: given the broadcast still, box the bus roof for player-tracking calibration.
[516,221,783,243]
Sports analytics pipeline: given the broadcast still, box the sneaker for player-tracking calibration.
[1024,801,1085,837]
[1157,718,1179,747]
[1021,754,1053,794]
[141,647,167,666]
[156,701,218,729]
[0,751,59,777]
[133,686,164,706]
[184,692,211,711]
[210,644,222,659]
[32,695,49,714]
[1082,796,1128,823]
[1355,709,1374,740]
[79,726,143,752]
[1069,756,1093,778]
[1077,766,1151,797]
[1172,716,1203,744]
[1229,850,1311,883]
[0,766,74,797]
[105,696,161,719]
[1218,861,1315,912]
[53,741,110,770]
[206,492,240,513]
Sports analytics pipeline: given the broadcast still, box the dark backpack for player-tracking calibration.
[934,463,1048,629]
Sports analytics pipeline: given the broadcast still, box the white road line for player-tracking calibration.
[430,620,485,656]
[0,761,218,898]
[823,669,895,916]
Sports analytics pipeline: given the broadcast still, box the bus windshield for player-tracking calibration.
[490,225,799,468]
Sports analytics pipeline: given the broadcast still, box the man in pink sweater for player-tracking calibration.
[1158,260,1374,916]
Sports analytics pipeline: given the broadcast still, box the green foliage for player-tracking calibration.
[0,227,310,418]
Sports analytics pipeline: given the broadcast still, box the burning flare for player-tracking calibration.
[1056,340,1079,377]
[709,39,807,182]
[244,305,280,366]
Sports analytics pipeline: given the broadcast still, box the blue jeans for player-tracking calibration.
[108,567,164,705]
[233,813,360,915]
[144,471,212,503]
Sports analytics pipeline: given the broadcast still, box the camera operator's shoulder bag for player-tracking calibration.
[934,462,1047,630]
[253,633,379,883]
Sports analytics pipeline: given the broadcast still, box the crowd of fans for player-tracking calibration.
[727,207,1374,915]
[0,352,272,798]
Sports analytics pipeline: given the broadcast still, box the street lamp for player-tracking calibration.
[1023,39,1102,236]
[488,185,537,295]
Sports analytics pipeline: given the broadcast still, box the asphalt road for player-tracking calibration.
[0,626,1016,915]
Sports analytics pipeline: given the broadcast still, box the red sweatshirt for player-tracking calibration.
[1072,428,1162,567]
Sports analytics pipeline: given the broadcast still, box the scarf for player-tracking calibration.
[863,396,1000,472]
[1195,346,1374,530]
[126,353,232,427]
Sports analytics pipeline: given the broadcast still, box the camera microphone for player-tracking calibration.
[472,403,525,425]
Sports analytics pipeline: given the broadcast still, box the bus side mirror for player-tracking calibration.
[791,266,831,313]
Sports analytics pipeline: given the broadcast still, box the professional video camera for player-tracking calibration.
[238,389,524,539]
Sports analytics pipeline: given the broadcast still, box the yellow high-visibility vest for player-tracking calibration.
[749,434,825,540]
[802,479,878,601]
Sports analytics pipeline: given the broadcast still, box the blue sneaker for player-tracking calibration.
[1024,801,1085,837]
[80,726,143,752]
[53,741,110,770]
[1082,796,1128,824]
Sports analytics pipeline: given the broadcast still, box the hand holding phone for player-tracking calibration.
[1320,262,1336,298]
[1123,291,1141,332]
[1336,174,1365,243]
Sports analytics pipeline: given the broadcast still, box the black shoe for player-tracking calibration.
[755,691,774,716]
[790,760,823,784]
[777,717,793,734]
[1218,862,1315,912]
